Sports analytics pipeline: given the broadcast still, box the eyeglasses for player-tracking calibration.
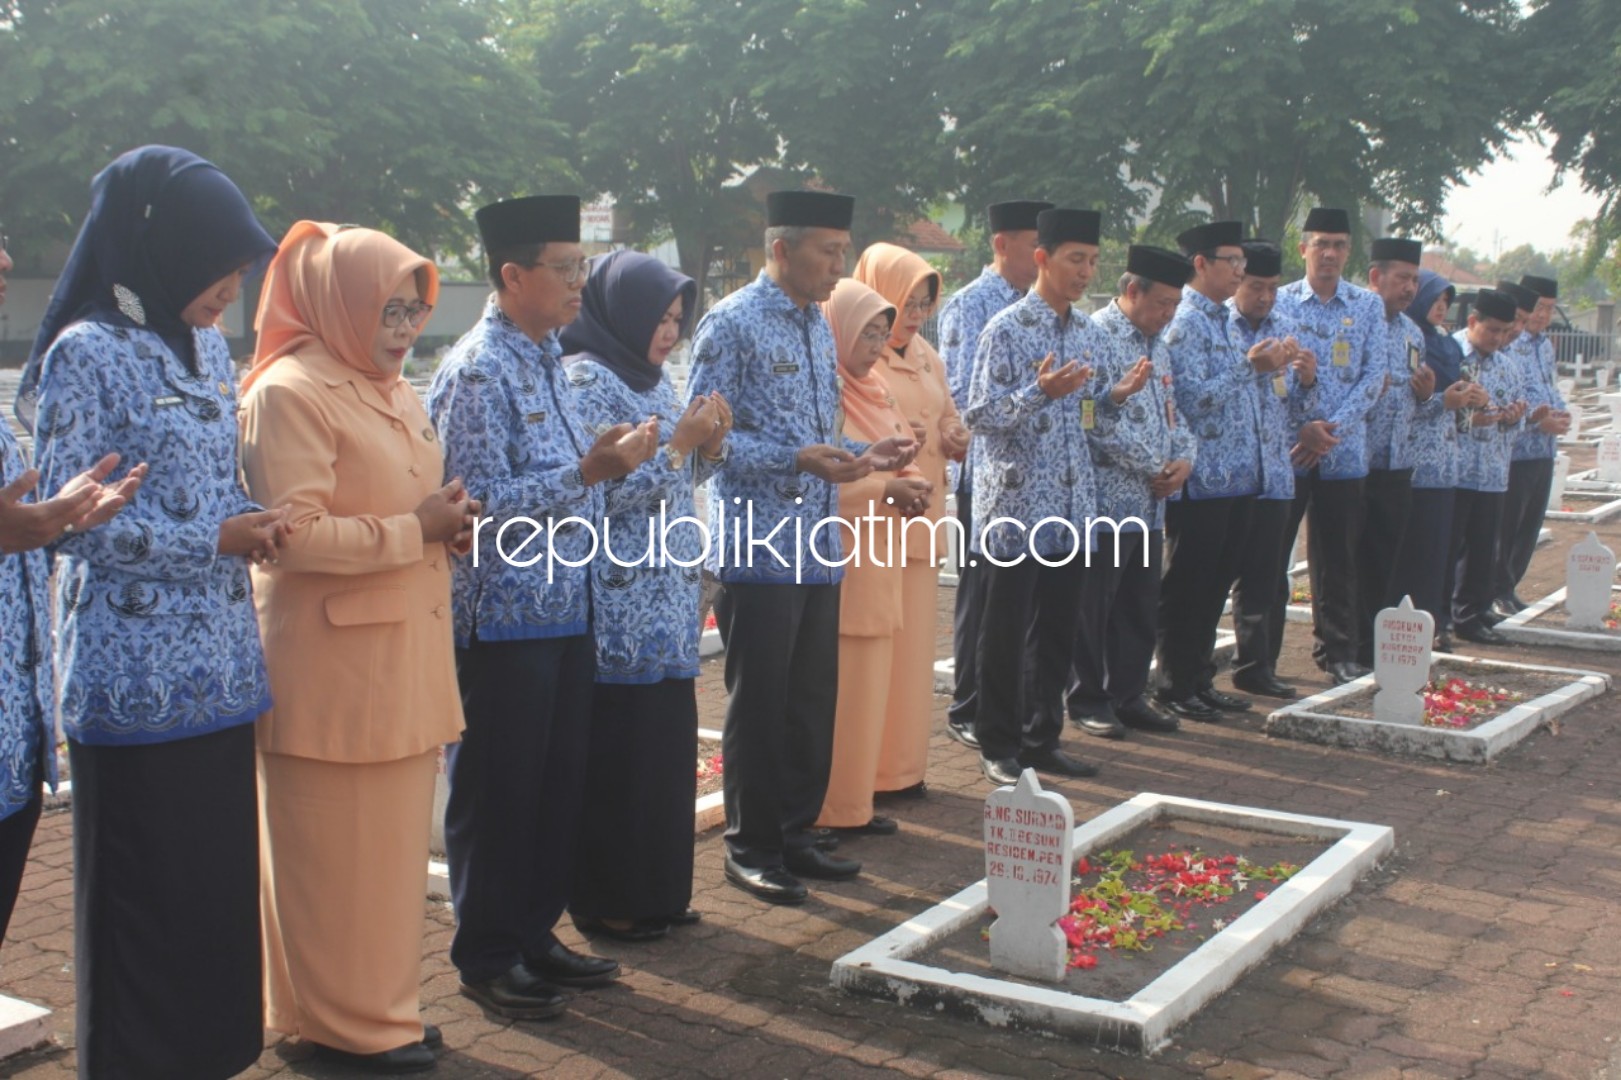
[381,300,434,329]
[901,298,934,317]
[858,327,888,345]
[1205,253,1247,271]
[532,257,592,285]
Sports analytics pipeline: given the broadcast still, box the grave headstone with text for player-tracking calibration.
[1373,596,1434,726]
[1567,403,1583,442]
[1549,452,1570,511]
[983,770,1074,983]
[1558,377,1576,399]
[1600,435,1621,483]
[1566,532,1617,630]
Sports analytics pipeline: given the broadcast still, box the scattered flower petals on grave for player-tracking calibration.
[1421,677,1524,729]
[695,753,724,780]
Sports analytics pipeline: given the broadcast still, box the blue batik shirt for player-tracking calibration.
[1276,279,1388,479]
[683,272,865,586]
[1162,287,1263,499]
[1085,301,1197,532]
[1225,304,1321,501]
[33,322,271,746]
[1365,310,1428,472]
[1452,331,1525,494]
[963,290,1102,560]
[567,357,723,684]
[937,266,1024,495]
[1509,331,1565,462]
[428,299,604,645]
[0,425,57,817]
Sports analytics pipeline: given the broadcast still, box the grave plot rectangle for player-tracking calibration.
[1564,468,1621,495]
[1544,492,1621,524]
[830,793,1392,1055]
[1496,585,1621,652]
[1264,656,1609,763]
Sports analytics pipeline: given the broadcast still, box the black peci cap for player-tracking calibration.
[1520,274,1558,300]
[1495,280,1539,313]
[1036,208,1102,248]
[1125,245,1195,288]
[475,195,581,249]
[1473,289,1518,323]
[1303,207,1351,234]
[1240,240,1283,278]
[1175,220,1243,256]
[766,190,855,230]
[1370,237,1422,265]
[987,200,1054,233]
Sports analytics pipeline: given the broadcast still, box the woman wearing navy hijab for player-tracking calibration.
[21,146,288,1079]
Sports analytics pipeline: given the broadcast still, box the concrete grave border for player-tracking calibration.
[829,792,1392,1055]
[1495,584,1621,652]
[0,996,51,1062]
[1564,468,1621,494]
[1263,655,1609,763]
[1545,491,1621,524]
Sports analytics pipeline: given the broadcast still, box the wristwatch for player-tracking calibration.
[665,444,687,471]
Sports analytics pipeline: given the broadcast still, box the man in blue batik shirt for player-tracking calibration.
[935,199,1051,752]
[1069,245,1196,740]
[964,207,1145,786]
[1275,207,1389,684]
[430,195,659,1019]
[684,191,914,906]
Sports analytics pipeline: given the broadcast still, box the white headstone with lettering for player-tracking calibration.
[1599,435,1621,483]
[1565,532,1617,630]
[1566,403,1583,442]
[1558,377,1576,399]
[1373,596,1434,726]
[983,769,1074,983]
[1549,452,1571,512]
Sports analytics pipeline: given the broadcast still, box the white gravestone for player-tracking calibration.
[984,770,1074,983]
[1549,452,1570,512]
[1557,377,1576,399]
[1566,403,1583,442]
[1599,435,1621,483]
[1373,596,1434,726]
[1565,533,1617,630]
[1599,367,1613,390]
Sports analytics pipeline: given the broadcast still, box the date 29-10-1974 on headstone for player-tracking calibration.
[1566,532,1616,630]
[1374,596,1433,726]
[983,770,1074,983]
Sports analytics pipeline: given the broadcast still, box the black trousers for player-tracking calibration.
[1497,457,1555,603]
[949,486,990,729]
[1159,496,1252,698]
[1232,498,1291,679]
[714,582,839,868]
[1393,486,1457,631]
[0,754,42,948]
[1356,467,1414,665]
[1069,529,1160,714]
[975,556,1087,761]
[447,634,595,982]
[1276,470,1365,668]
[1450,489,1507,629]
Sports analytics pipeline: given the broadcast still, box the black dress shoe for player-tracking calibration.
[1016,748,1100,778]
[875,781,927,802]
[946,720,981,750]
[980,755,1021,785]
[313,1041,437,1074]
[1454,620,1508,645]
[724,857,808,904]
[459,964,568,1021]
[1324,660,1370,685]
[525,941,620,988]
[665,907,702,926]
[1230,670,1297,699]
[1070,704,1126,739]
[1156,693,1223,722]
[421,1023,442,1050]
[799,827,841,851]
[1197,687,1253,713]
[1489,599,1522,622]
[1508,592,1529,611]
[570,914,669,943]
[783,845,862,880]
[829,815,899,836]
[1433,633,1455,653]
[1115,697,1180,732]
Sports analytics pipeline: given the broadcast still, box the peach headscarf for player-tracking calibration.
[821,278,909,446]
[853,242,941,351]
[244,221,438,399]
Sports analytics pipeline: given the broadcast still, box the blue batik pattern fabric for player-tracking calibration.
[428,299,603,646]
[1224,304,1321,501]
[684,272,865,586]
[33,322,270,746]
[1365,311,1427,471]
[1085,301,1197,532]
[1452,332,1525,494]
[0,426,56,817]
[1402,367,1458,492]
[566,357,723,684]
[1276,279,1388,480]
[963,290,1102,560]
[1162,288,1264,499]
[938,266,1023,414]
[1509,331,1565,462]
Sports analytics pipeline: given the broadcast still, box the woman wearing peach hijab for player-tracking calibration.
[852,243,969,799]
[240,222,479,1073]
[814,279,933,834]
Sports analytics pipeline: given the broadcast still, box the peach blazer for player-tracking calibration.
[241,349,464,763]
[881,340,958,564]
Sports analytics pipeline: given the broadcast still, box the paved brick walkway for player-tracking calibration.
[3,451,1620,1078]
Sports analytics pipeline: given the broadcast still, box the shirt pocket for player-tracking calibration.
[324,587,409,627]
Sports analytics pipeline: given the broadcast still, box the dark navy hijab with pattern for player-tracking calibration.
[17,145,276,430]
[559,249,697,393]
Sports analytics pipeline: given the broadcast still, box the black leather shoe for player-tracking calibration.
[313,1041,437,1074]
[421,1023,442,1050]
[875,781,927,801]
[1324,660,1371,685]
[525,941,619,988]
[980,755,1021,785]
[799,827,841,851]
[829,815,899,836]
[1454,620,1508,645]
[1489,599,1522,622]
[1156,693,1223,722]
[1070,705,1126,739]
[1196,687,1253,713]
[783,846,861,880]
[724,857,808,904]
[665,907,702,926]
[459,964,568,1021]
[946,720,981,750]
[1508,592,1529,612]
[1433,633,1455,653]
[1115,697,1180,732]
[1230,670,1297,699]
[571,914,669,943]
[1016,748,1100,778]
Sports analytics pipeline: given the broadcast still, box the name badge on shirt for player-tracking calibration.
[1408,343,1421,373]
[153,395,184,409]
[1332,339,1351,367]
[1273,373,1288,398]
[772,362,800,375]
[1080,398,1096,430]
[525,410,547,424]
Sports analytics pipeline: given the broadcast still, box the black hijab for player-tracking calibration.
[560,250,697,393]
